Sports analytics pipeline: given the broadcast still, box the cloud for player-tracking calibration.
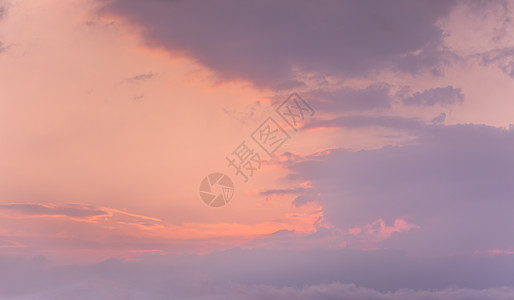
[260,180,322,208]
[0,240,21,248]
[1,248,514,299]
[403,86,464,106]
[282,124,514,255]
[431,112,446,124]
[261,185,318,207]
[0,3,7,53]
[0,3,5,20]
[0,201,323,260]
[0,203,108,219]
[0,203,163,227]
[127,72,157,83]
[0,41,7,53]
[479,46,514,77]
[99,0,459,89]
[303,115,425,131]
[306,84,393,112]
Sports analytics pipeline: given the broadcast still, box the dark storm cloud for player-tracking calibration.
[99,0,459,89]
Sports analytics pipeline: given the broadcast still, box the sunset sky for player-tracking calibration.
[2,0,514,299]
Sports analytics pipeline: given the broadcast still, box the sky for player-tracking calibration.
[2,0,514,299]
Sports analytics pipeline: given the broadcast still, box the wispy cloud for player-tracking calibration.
[127,72,157,83]
[0,203,109,219]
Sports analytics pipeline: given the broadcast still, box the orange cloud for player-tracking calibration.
[0,202,323,261]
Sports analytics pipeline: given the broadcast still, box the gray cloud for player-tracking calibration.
[99,0,459,89]
[403,86,464,106]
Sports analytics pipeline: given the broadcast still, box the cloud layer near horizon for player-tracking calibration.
[2,248,514,299]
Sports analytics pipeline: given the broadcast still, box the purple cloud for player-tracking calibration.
[303,115,425,131]
[99,0,459,89]
[260,186,317,207]
[306,84,393,112]
[283,124,514,255]
[403,86,464,106]
[479,47,514,78]
[431,112,446,124]
[2,249,514,299]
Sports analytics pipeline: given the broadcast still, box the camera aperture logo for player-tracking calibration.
[199,93,315,207]
[199,173,234,207]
